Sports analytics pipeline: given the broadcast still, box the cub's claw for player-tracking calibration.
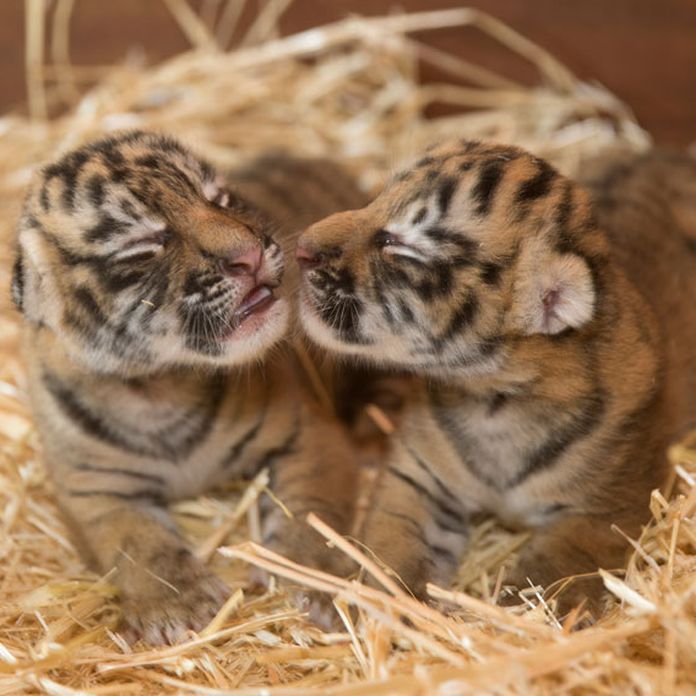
[118,550,229,645]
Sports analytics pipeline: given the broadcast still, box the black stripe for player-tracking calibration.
[428,386,499,489]
[143,270,170,311]
[221,411,266,469]
[42,371,157,458]
[133,155,198,199]
[86,215,124,243]
[74,463,165,485]
[41,150,90,212]
[433,292,479,348]
[413,261,452,301]
[100,268,147,293]
[66,488,164,503]
[398,298,415,324]
[487,392,508,415]
[385,466,464,528]
[414,333,502,366]
[510,391,607,488]
[371,271,397,327]
[61,151,90,210]
[431,544,459,564]
[157,374,228,461]
[74,286,108,327]
[120,198,141,221]
[319,295,366,344]
[437,177,458,214]
[381,508,425,536]
[404,445,464,513]
[86,175,106,207]
[555,179,574,232]
[35,224,100,267]
[113,250,157,265]
[516,160,556,204]
[40,183,50,212]
[411,206,428,225]
[11,252,24,311]
[471,161,505,215]
[246,425,299,481]
[479,261,502,286]
[380,509,461,565]
[416,156,435,168]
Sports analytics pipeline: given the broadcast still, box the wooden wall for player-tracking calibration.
[2,1,694,145]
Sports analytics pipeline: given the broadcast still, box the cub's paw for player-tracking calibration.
[293,588,344,631]
[262,517,356,578]
[501,556,604,621]
[255,525,355,630]
[119,550,229,645]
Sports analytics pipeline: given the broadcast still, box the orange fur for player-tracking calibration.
[13,131,366,643]
[297,141,696,617]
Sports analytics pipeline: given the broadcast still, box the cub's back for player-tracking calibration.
[230,154,366,253]
[580,151,696,438]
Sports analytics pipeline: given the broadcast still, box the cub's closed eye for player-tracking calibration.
[373,229,426,262]
[373,229,402,249]
[122,228,171,249]
[139,228,172,247]
[111,227,172,262]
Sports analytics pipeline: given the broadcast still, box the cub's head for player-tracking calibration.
[13,130,287,375]
[298,141,607,377]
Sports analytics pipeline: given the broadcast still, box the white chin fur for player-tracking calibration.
[149,298,290,371]
[300,296,417,365]
[208,298,290,366]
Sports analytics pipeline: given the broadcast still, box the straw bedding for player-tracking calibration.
[1,3,695,694]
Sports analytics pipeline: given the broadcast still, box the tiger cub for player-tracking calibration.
[12,130,367,643]
[296,140,696,616]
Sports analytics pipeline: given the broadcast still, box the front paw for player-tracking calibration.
[502,553,605,619]
[259,523,355,629]
[119,549,229,645]
[263,519,355,579]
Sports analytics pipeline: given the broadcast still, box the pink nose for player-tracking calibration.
[296,243,319,268]
[220,246,262,276]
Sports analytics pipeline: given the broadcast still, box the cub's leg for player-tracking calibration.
[56,484,228,645]
[504,513,638,617]
[261,418,359,569]
[259,404,363,625]
[358,442,469,598]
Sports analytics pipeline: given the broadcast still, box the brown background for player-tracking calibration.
[2,0,695,146]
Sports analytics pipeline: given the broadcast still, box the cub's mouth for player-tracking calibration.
[215,283,282,341]
[234,284,276,324]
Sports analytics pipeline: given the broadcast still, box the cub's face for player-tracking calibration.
[13,131,288,375]
[298,141,602,377]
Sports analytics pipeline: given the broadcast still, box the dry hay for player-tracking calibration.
[1,2,694,694]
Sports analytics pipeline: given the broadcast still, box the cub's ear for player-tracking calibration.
[11,250,25,313]
[12,226,55,325]
[202,176,253,214]
[512,251,595,335]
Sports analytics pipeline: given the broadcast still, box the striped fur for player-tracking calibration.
[297,141,696,616]
[13,131,367,643]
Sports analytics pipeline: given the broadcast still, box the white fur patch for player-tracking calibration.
[202,176,229,205]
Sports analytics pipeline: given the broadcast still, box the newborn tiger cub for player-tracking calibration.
[297,141,696,615]
[12,130,366,643]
